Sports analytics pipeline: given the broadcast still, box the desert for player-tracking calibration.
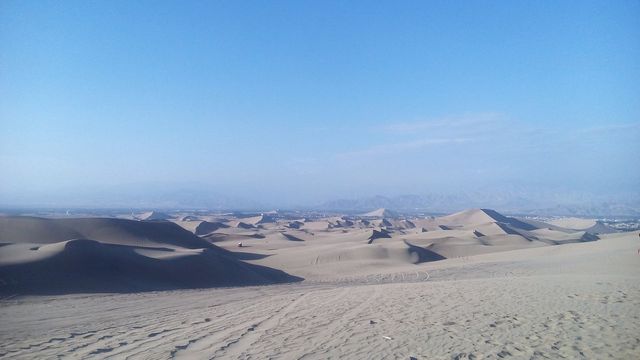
[2,1,638,358]
[1,208,638,359]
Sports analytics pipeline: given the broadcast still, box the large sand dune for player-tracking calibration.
[0,216,214,248]
[137,211,172,221]
[206,209,601,280]
[172,220,229,236]
[361,208,399,218]
[549,217,619,234]
[0,217,300,294]
[433,208,538,231]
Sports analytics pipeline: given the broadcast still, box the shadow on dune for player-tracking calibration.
[0,239,302,295]
[281,233,305,242]
[367,229,391,244]
[202,232,266,244]
[403,240,446,263]
[480,209,538,231]
[0,217,304,296]
[230,251,273,261]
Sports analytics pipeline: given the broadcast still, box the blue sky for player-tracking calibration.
[1,1,639,207]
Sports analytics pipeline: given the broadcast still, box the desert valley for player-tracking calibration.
[1,208,638,359]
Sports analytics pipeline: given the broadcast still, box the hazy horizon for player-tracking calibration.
[2,1,639,209]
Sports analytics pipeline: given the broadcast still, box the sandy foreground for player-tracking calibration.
[1,231,638,359]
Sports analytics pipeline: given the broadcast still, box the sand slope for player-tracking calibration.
[361,208,398,218]
[1,231,637,359]
[0,217,301,294]
[435,208,538,231]
[208,209,600,280]
[137,211,172,221]
[0,216,213,249]
[172,220,229,236]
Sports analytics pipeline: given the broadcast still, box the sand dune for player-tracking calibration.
[329,218,354,228]
[2,230,637,359]
[179,215,200,221]
[367,229,391,244]
[0,216,212,249]
[548,217,619,234]
[437,208,537,231]
[228,220,256,229]
[173,220,229,236]
[0,209,600,291]
[0,209,623,303]
[137,211,172,221]
[240,214,276,226]
[205,209,606,281]
[300,220,331,231]
[361,208,398,218]
[286,220,304,229]
[0,239,298,294]
[394,219,416,229]
[371,218,393,228]
[0,217,301,295]
[0,209,637,358]
[583,221,619,234]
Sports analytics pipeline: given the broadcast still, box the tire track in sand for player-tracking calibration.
[212,292,311,359]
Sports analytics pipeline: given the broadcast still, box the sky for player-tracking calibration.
[1,0,639,208]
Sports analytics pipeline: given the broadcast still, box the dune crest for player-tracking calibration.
[137,211,172,221]
[360,208,398,218]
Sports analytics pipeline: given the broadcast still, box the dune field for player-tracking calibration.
[4,1,638,358]
[0,209,638,359]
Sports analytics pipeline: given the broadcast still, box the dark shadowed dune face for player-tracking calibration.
[403,240,446,263]
[193,221,229,235]
[479,209,538,231]
[281,233,305,242]
[0,217,302,295]
[367,229,391,244]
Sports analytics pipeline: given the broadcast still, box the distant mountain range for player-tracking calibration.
[2,184,638,218]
